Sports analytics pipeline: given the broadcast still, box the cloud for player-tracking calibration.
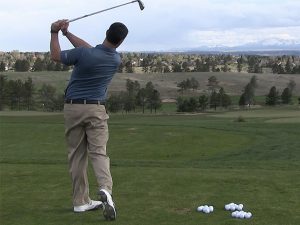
[186,26,300,47]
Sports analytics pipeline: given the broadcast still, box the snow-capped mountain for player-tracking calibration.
[186,38,300,52]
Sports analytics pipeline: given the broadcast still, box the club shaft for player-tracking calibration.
[69,0,136,22]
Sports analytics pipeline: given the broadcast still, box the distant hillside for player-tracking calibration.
[109,72,300,99]
[3,71,300,100]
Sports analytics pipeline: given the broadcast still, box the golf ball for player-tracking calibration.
[225,204,231,210]
[209,206,214,212]
[197,206,204,212]
[245,212,252,219]
[238,211,245,219]
[237,204,243,211]
[230,205,236,211]
[203,207,210,213]
[231,211,238,218]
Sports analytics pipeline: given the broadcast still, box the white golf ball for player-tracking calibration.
[238,211,245,219]
[230,205,236,211]
[203,207,210,214]
[197,206,204,212]
[245,212,252,219]
[231,211,238,218]
[225,204,231,210]
[237,204,243,211]
[209,206,214,212]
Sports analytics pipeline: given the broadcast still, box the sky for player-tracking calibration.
[1,0,300,52]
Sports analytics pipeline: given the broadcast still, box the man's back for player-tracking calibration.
[61,44,121,101]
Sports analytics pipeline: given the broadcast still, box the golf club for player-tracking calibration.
[68,0,145,23]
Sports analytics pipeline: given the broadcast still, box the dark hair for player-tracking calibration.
[106,22,128,45]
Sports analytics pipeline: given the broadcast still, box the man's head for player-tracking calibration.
[106,22,128,48]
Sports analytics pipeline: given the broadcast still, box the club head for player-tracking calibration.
[137,0,145,10]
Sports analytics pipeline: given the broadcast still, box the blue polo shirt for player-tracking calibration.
[61,44,121,101]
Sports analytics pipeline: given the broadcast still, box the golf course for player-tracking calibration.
[1,106,299,225]
[2,0,300,223]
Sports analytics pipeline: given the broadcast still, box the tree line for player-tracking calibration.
[176,76,299,112]
[0,74,64,111]
[106,79,162,113]
[120,54,300,74]
[0,51,70,72]
[1,51,300,74]
[177,87,231,112]
[0,75,162,113]
[1,74,299,113]
[239,76,297,106]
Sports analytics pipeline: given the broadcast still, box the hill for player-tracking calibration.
[109,72,300,99]
[2,71,300,100]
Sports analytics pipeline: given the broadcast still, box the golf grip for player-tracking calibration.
[68,1,136,22]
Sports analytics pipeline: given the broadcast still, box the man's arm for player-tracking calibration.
[64,31,92,48]
[61,21,92,48]
[50,20,63,62]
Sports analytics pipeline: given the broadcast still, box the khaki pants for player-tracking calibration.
[64,104,112,206]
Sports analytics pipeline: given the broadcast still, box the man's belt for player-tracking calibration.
[65,99,106,105]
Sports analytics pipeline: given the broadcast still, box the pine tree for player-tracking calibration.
[0,61,6,72]
[266,86,280,105]
[32,58,45,71]
[281,88,292,104]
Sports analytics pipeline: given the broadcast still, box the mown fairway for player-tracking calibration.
[0,108,300,225]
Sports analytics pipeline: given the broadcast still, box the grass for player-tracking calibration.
[1,108,300,225]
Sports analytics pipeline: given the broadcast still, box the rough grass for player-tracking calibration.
[1,108,300,225]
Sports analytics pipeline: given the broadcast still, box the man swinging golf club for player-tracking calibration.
[50,19,128,220]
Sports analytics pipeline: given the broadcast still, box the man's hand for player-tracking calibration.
[50,20,65,62]
[51,20,64,33]
[61,20,70,36]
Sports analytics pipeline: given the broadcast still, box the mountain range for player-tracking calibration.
[173,38,300,55]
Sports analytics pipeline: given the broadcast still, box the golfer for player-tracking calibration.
[50,19,128,220]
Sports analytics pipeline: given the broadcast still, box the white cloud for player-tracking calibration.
[186,26,300,47]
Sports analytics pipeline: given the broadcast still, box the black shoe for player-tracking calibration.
[98,189,117,221]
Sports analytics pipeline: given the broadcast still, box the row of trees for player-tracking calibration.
[0,75,162,113]
[0,50,71,72]
[176,75,298,112]
[120,54,300,74]
[238,76,297,106]
[1,73,299,113]
[2,51,300,74]
[107,80,162,113]
[177,87,232,112]
[265,86,295,105]
[3,59,70,72]
[177,78,200,93]
[0,75,64,111]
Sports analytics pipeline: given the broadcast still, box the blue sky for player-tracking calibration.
[1,0,300,52]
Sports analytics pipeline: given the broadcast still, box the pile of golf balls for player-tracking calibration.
[224,203,244,211]
[197,205,214,214]
[224,203,252,219]
[196,202,252,219]
[232,211,252,219]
